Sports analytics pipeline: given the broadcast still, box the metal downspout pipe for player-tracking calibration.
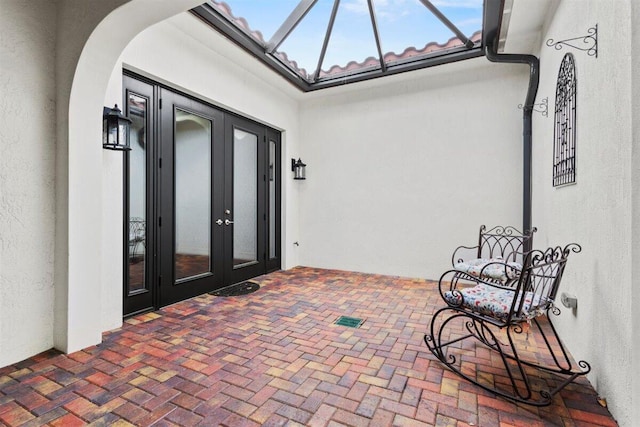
[483,22,540,251]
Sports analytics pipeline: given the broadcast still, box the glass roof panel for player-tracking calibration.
[209,0,300,44]
[318,0,381,79]
[275,1,335,80]
[374,0,481,64]
[436,0,483,36]
[192,0,486,91]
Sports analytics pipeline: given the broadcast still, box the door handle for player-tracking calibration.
[225,219,234,226]
[215,219,223,226]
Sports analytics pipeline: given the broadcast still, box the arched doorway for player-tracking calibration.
[59,0,204,354]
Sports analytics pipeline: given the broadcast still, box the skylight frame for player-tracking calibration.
[190,1,493,92]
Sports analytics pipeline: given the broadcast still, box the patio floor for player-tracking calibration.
[0,267,617,426]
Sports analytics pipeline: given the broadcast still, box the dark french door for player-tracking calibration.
[123,74,281,316]
[157,90,224,306]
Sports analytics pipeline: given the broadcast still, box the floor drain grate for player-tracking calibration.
[334,316,364,328]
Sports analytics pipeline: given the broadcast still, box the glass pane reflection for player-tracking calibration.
[175,109,212,281]
[233,128,258,267]
[127,93,147,293]
[269,139,277,259]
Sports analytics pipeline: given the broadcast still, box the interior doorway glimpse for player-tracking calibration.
[123,72,282,317]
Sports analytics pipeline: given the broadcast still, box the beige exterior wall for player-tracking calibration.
[532,1,634,424]
[0,0,58,366]
[298,60,527,280]
[631,0,640,422]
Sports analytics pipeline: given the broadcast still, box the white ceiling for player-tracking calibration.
[500,0,559,54]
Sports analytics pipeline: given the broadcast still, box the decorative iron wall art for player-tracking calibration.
[553,53,577,187]
[518,97,548,117]
[546,24,598,58]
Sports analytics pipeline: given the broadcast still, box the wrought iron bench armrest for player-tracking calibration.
[451,258,522,286]
[451,245,481,266]
[437,268,516,302]
[477,260,522,285]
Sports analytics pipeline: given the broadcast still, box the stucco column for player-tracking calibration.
[0,1,58,367]
[631,0,640,421]
[55,0,206,354]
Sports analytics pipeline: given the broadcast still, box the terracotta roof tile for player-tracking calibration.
[273,51,310,79]
[212,1,266,44]
[318,30,482,78]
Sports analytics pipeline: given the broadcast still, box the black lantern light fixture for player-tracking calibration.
[102,104,132,151]
[291,158,306,180]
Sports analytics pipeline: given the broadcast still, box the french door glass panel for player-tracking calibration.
[233,128,258,267]
[127,92,148,294]
[174,109,213,281]
[268,139,277,259]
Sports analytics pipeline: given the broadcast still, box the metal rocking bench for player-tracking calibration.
[424,229,590,406]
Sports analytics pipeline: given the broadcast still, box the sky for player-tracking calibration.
[215,0,483,74]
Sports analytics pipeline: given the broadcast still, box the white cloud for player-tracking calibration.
[342,0,482,24]
[343,0,412,21]
[431,0,483,8]
[454,17,482,28]
[343,0,369,15]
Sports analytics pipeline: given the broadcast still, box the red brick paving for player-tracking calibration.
[0,267,617,426]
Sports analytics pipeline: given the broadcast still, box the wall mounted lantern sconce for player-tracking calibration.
[102,104,132,151]
[291,158,306,180]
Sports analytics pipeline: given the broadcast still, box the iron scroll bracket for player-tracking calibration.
[546,24,598,58]
[518,97,548,117]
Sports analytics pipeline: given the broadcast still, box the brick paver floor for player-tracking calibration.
[0,267,617,426]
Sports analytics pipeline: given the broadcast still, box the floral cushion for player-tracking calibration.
[444,284,549,320]
[454,258,522,283]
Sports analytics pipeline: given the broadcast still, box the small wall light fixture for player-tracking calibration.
[103,104,132,151]
[560,292,578,309]
[291,158,306,180]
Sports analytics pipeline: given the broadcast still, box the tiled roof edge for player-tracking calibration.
[321,30,483,76]
[211,1,266,44]
[273,51,310,80]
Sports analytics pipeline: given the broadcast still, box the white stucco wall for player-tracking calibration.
[298,60,528,280]
[632,1,640,421]
[0,1,58,367]
[532,1,633,424]
[102,62,127,332]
